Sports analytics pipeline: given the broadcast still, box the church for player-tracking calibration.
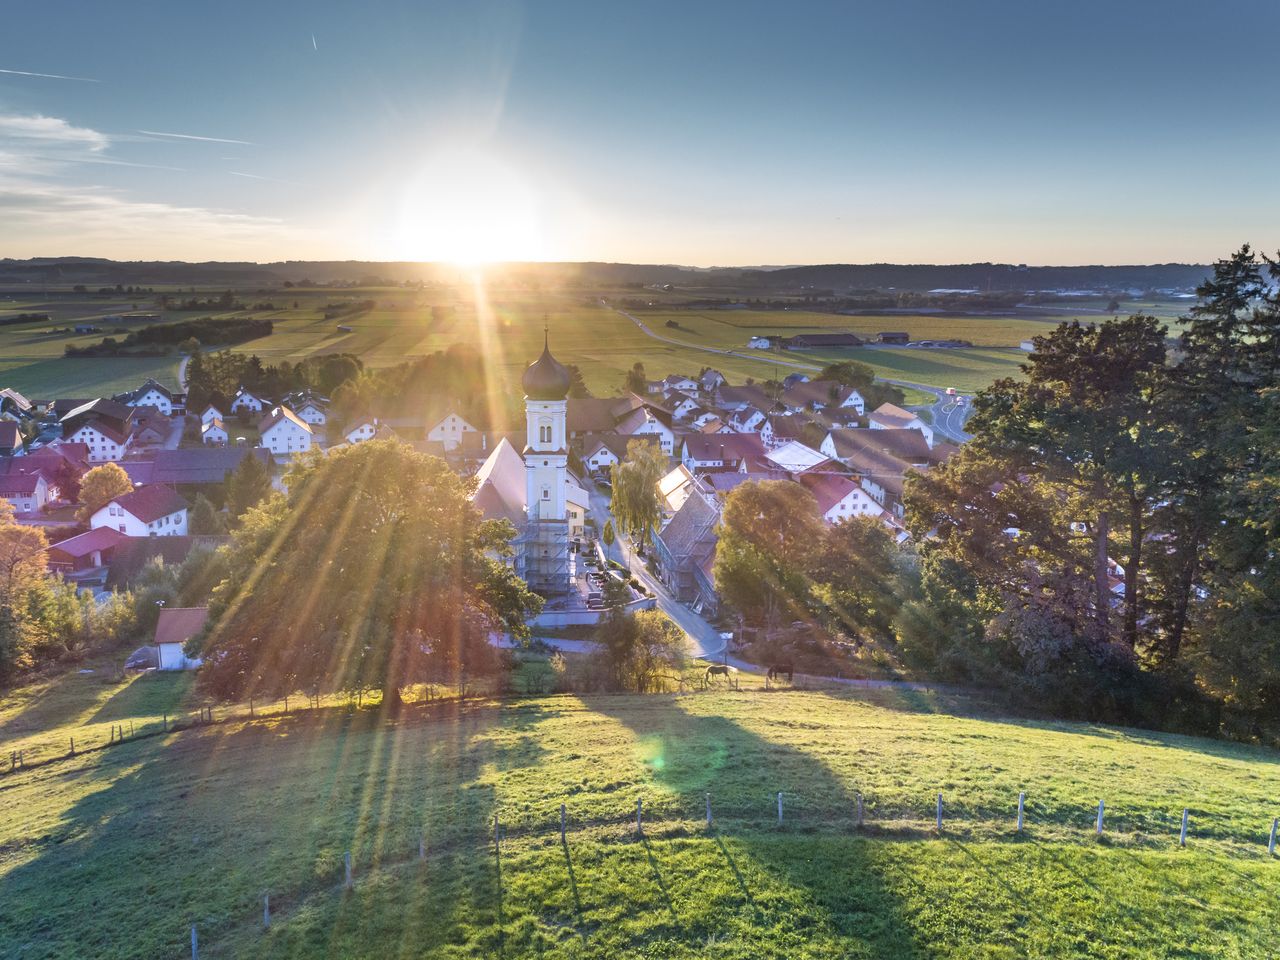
[471,335,587,596]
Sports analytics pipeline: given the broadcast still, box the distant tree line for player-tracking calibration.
[186,349,362,412]
[65,317,271,357]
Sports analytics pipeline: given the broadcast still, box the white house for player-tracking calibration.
[666,393,701,421]
[730,406,767,434]
[426,411,477,451]
[344,417,378,445]
[0,469,48,515]
[868,402,934,448]
[231,387,268,414]
[699,369,726,392]
[661,374,700,395]
[91,486,189,537]
[748,336,773,349]
[65,421,132,463]
[582,435,628,473]
[781,380,865,417]
[259,406,314,456]
[153,607,208,671]
[201,418,228,446]
[800,473,883,524]
[200,405,224,426]
[122,379,175,417]
[615,406,675,455]
[294,399,328,426]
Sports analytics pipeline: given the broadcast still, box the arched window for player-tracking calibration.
[538,420,552,444]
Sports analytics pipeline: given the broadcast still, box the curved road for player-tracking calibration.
[610,304,973,443]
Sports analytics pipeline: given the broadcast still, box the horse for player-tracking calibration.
[766,662,794,684]
[703,664,737,689]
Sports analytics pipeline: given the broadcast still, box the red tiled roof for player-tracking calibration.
[110,485,188,523]
[48,526,129,559]
[154,607,209,646]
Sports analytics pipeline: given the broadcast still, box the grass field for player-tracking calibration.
[0,289,1193,401]
[3,672,1279,959]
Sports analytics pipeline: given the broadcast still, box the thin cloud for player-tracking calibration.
[0,67,100,83]
[229,171,300,186]
[312,34,318,51]
[0,114,108,151]
[138,129,254,145]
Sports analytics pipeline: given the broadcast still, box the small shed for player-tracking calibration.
[154,607,208,671]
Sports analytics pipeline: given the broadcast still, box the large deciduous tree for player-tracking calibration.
[611,440,667,551]
[75,463,134,522]
[192,441,542,707]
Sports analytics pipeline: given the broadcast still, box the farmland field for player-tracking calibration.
[0,289,1194,401]
[2,674,1279,959]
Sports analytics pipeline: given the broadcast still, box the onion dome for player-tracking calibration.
[522,332,571,400]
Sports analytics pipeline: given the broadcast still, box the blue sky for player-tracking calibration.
[1,0,1277,264]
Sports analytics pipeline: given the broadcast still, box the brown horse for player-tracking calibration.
[767,662,794,684]
[703,664,737,689]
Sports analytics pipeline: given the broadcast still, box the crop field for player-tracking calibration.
[2,673,1279,959]
[0,289,1194,402]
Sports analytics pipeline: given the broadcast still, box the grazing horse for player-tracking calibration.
[703,664,737,689]
[767,662,794,684]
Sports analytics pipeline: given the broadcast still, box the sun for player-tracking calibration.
[385,147,549,265]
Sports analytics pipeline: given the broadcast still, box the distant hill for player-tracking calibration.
[0,256,1211,293]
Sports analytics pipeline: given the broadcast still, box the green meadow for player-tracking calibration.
[0,289,1193,400]
[2,675,1278,959]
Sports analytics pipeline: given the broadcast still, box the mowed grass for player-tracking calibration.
[2,683,1279,958]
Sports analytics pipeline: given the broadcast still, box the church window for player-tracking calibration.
[539,424,552,444]
[542,487,550,500]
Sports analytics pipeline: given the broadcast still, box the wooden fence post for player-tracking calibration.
[936,793,943,833]
[162,713,167,732]
[855,792,864,829]
[560,803,567,842]
[344,851,353,890]
[69,737,75,756]
[1017,792,1025,833]
[263,892,270,928]
[777,791,784,826]
[706,792,712,828]
[1096,800,1105,836]
[636,798,643,835]
[190,924,198,959]
[1179,809,1189,847]
[1269,818,1277,856]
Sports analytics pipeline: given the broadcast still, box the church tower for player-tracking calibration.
[520,331,572,594]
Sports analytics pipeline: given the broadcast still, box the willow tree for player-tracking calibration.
[611,439,667,551]
[192,440,541,707]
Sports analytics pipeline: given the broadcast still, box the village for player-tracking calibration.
[0,342,959,669]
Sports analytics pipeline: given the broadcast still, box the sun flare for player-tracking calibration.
[385,147,548,265]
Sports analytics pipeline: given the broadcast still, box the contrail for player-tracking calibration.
[139,129,253,145]
[312,34,318,51]
[0,68,100,83]
[230,171,299,186]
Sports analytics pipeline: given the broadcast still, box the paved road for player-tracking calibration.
[611,303,973,442]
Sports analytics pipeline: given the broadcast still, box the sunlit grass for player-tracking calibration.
[3,687,1279,957]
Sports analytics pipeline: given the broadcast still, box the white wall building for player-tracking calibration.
[259,406,314,456]
[427,411,477,451]
[91,486,189,537]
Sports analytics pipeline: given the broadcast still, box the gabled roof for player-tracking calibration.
[682,432,765,463]
[868,403,920,430]
[259,405,312,435]
[124,378,174,402]
[0,387,33,412]
[48,526,129,559]
[826,427,931,465]
[782,379,861,410]
[657,491,719,566]
[658,464,702,513]
[60,397,133,424]
[109,485,188,523]
[717,384,774,410]
[74,419,132,446]
[202,418,226,433]
[581,433,631,460]
[118,447,271,485]
[615,406,671,436]
[0,466,45,495]
[470,437,526,523]
[800,472,865,515]
[154,607,209,646]
[0,421,19,450]
[566,395,646,433]
[764,415,806,441]
[764,441,829,474]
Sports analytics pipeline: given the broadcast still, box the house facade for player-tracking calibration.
[91,486,189,537]
[426,412,477,451]
[260,406,314,455]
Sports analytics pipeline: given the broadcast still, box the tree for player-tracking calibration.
[51,459,82,503]
[592,593,686,692]
[714,480,824,637]
[76,463,133,522]
[188,494,226,535]
[225,453,272,521]
[610,440,667,551]
[602,520,615,549]
[623,362,647,395]
[193,441,542,708]
[565,364,592,398]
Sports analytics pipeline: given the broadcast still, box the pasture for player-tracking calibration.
[2,674,1278,958]
[0,288,1194,401]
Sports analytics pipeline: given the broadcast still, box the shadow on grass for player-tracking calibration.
[589,693,931,956]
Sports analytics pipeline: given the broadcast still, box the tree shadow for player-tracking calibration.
[588,693,933,956]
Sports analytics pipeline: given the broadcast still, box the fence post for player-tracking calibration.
[855,792,864,829]
[560,803,567,842]
[1096,800,1105,836]
[1179,809,1189,847]
[706,792,712,828]
[162,713,167,732]
[69,737,75,756]
[936,793,943,833]
[419,834,426,861]
[263,892,270,928]
[1017,792,1025,833]
[777,791,784,826]
[636,798,643,835]
[250,699,255,718]
[129,721,134,737]
[1269,818,1277,856]
[344,851,353,890]
[191,924,198,959]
